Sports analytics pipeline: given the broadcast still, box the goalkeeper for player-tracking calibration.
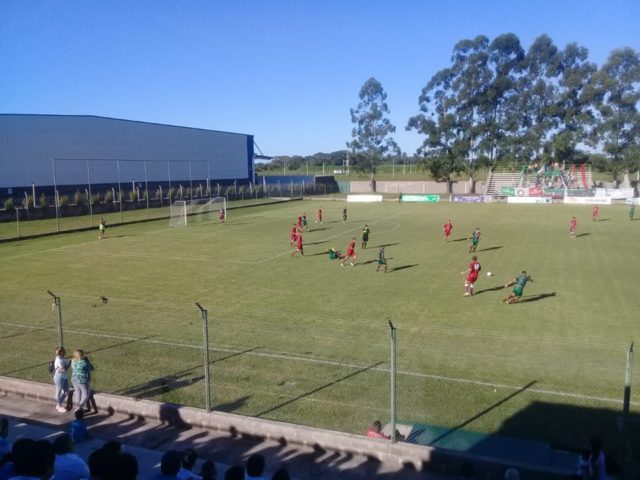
[503,271,533,304]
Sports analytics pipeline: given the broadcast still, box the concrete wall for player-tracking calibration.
[350,180,486,195]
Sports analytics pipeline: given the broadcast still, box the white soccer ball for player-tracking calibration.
[487,272,493,276]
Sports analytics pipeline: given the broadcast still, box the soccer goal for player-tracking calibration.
[169,197,227,227]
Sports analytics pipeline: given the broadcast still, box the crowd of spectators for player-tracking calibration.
[0,416,290,480]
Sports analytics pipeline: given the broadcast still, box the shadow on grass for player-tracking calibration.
[375,242,399,248]
[358,257,394,266]
[576,233,590,238]
[596,218,610,222]
[427,380,538,447]
[479,246,503,252]
[310,227,330,232]
[517,292,556,303]
[452,237,468,242]
[388,264,419,273]
[474,285,506,295]
[255,360,384,417]
[0,326,50,340]
[306,240,328,246]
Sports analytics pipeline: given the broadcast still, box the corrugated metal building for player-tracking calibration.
[0,114,254,193]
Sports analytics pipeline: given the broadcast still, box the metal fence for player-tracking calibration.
[0,180,343,241]
[0,291,637,477]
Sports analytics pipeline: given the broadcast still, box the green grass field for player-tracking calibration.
[1,199,638,457]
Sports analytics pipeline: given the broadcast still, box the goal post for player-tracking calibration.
[169,197,226,227]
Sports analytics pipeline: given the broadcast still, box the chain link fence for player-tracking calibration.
[0,290,637,476]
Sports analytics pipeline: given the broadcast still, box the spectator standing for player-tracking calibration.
[177,448,202,480]
[0,419,10,460]
[246,454,265,480]
[54,347,71,413]
[53,433,90,480]
[71,349,94,412]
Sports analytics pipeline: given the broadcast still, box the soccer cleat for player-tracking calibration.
[464,292,471,296]
[350,263,354,266]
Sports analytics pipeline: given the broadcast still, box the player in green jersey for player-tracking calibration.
[503,271,533,304]
[376,245,388,272]
[469,227,481,253]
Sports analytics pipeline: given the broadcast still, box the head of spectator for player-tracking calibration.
[271,468,290,480]
[11,438,36,475]
[56,346,66,357]
[89,446,109,479]
[0,418,8,439]
[74,349,87,361]
[246,454,265,479]
[16,439,55,479]
[504,468,520,480]
[200,460,217,480]
[372,420,382,433]
[0,417,10,461]
[75,408,85,421]
[103,452,138,480]
[160,449,183,476]
[225,465,245,480]
[181,448,198,472]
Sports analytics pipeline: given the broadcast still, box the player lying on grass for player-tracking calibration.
[503,271,533,304]
[327,247,343,260]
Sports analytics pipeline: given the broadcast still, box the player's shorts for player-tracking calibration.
[444,232,451,237]
[346,250,355,257]
[471,240,478,246]
[378,258,386,265]
[466,274,478,284]
[362,235,369,242]
[513,286,523,297]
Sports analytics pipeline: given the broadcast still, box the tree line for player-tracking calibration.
[264,34,640,183]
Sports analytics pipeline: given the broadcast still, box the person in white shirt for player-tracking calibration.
[53,347,71,413]
[52,434,90,480]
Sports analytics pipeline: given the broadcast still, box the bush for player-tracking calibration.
[3,197,14,210]
[129,190,138,202]
[91,194,100,205]
[22,194,33,208]
[155,188,162,200]
[58,195,69,207]
[74,191,86,206]
[40,193,48,207]
[104,190,113,204]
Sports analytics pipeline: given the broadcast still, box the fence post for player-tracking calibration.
[15,208,20,238]
[620,342,634,480]
[388,320,397,443]
[47,290,64,348]
[196,303,212,412]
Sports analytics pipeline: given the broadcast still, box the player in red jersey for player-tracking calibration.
[341,237,357,266]
[317,207,323,224]
[461,255,481,296]
[592,205,599,222]
[217,208,225,224]
[569,216,577,239]
[443,220,453,244]
[290,224,298,246]
[291,232,304,256]
[297,214,303,230]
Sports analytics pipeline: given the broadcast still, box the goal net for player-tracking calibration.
[169,197,227,227]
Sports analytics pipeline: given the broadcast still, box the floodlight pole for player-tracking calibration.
[388,320,397,443]
[196,303,212,412]
[143,161,150,218]
[620,342,634,480]
[86,160,94,227]
[116,160,123,223]
[47,290,64,348]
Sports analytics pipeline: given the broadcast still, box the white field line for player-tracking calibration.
[2,320,635,407]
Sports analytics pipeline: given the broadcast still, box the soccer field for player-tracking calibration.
[1,199,638,455]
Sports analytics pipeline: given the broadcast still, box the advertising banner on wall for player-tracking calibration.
[346,195,383,203]
[625,197,640,205]
[564,196,612,205]
[400,194,440,203]
[594,187,635,199]
[501,186,514,196]
[451,195,484,203]
[507,197,552,204]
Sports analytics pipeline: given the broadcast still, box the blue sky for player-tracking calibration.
[1,1,638,156]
